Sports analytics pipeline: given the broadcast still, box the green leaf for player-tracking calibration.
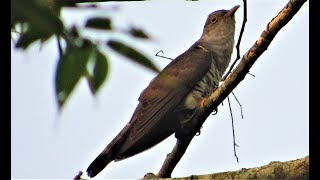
[129,27,149,39]
[107,40,160,73]
[12,0,64,49]
[55,42,93,109]
[86,49,109,95]
[85,17,112,30]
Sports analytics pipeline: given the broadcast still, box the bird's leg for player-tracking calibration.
[179,107,200,124]
[200,97,218,115]
[177,101,206,137]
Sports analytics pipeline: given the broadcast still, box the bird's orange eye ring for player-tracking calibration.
[211,16,218,23]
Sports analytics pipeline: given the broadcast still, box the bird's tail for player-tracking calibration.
[86,123,133,178]
[86,152,114,178]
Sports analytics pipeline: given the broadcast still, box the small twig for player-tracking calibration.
[73,171,84,180]
[155,50,173,60]
[57,34,63,58]
[227,97,239,163]
[248,72,255,77]
[231,92,244,119]
[222,0,247,81]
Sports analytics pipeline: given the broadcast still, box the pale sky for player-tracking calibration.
[11,0,309,179]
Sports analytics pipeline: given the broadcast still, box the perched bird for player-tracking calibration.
[87,5,239,178]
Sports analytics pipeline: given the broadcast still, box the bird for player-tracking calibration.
[87,5,239,178]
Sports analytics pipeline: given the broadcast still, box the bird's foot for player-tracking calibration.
[212,108,218,115]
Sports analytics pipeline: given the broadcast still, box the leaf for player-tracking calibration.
[129,27,149,39]
[13,0,64,49]
[85,17,112,30]
[86,49,109,94]
[107,40,160,73]
[55,42,93,109]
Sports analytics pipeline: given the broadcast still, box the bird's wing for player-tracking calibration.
[116,45,213,157]
[86,45,212,177]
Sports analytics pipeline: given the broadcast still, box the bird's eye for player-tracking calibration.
[211,16,218,23]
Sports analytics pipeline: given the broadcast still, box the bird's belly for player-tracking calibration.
[179,63,220,111]
[173,63,221,138]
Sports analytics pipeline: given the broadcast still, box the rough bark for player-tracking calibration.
[144,156,309,180]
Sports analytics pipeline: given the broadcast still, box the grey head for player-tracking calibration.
[199,5,240,57]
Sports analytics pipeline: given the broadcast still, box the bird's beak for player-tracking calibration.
[224,5,240,17]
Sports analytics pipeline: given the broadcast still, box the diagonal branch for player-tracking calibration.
[157,0,307,178]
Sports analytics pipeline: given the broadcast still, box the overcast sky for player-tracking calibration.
[11,0,309,179]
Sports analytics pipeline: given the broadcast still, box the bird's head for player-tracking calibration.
[200,5,240,51]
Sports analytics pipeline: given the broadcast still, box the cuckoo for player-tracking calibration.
[87,5,240,178]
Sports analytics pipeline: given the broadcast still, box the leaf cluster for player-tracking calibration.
[11,0,160,109]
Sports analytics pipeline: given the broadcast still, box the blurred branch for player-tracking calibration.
[157,0,307,177]
[56,0,144,5]
[12,0,158,110]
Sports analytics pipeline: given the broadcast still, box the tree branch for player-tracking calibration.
[157,0,307,177]
[146,156,309,179]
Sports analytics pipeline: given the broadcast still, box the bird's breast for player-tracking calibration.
[172,61,221,138]
[183,61,221,110]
